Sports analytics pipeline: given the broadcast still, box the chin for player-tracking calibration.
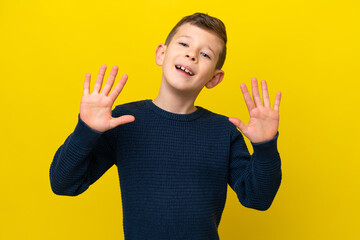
[164,80,195,95]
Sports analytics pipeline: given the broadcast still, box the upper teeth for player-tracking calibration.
[176,65,194,75]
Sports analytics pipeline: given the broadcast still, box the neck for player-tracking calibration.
[153,82,198,114]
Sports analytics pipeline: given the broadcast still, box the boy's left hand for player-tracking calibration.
[229,78,281,144]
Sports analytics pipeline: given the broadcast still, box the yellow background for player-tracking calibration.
[1,0,359,239]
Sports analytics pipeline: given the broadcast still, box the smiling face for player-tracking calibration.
[155,23,225,96]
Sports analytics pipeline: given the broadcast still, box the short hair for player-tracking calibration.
[165,13,227,70]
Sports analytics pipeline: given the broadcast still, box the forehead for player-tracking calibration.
[172,23,224,53]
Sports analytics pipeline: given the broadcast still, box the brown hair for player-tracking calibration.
[165,13,227,70]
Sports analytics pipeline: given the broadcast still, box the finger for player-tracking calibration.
[273,91,281,111]
[261,80,271,107]
[83,73,91,96]
[240,83,255,112]
[229,117,247,133]
[101,65,119,96]
[251,77,262,107]
[93,64,107,93]
[109,74,128,103]
[110,115,135,128]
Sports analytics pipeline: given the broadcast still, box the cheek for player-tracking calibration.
[202,63,216,77]
[162,61,175,77]
[163,52,176,65]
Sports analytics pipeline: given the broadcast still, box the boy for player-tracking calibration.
[50,13,282,240]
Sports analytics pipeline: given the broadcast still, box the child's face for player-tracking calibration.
[156,23,225,95]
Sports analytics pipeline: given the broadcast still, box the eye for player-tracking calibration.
[179,42,188,47]
[201,52,211,59]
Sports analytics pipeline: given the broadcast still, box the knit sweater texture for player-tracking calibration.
[50,100,282,240]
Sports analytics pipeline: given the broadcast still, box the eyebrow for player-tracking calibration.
[178,35,215,55]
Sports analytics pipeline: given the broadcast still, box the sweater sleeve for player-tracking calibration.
[227,124,282,211]
[49,114,118,196]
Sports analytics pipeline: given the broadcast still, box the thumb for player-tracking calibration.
[229,117,247,133]
[110,115,135,129]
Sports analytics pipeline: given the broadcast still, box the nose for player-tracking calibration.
[185,52,197,62]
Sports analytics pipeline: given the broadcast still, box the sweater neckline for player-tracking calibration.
[145,99,206,122]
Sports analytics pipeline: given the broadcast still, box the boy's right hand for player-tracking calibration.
[80,64,135,133]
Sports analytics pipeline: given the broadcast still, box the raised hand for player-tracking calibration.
[229,78,281,143]
[80,64,135,133]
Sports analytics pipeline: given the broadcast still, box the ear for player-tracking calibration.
[155,44,167,66]
[205,69,225,89]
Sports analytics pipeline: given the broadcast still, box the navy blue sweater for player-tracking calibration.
[50,100,281,240]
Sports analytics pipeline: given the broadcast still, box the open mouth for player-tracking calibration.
[175,65,194,76]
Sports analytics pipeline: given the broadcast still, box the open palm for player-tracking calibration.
[80,64,135,133]
[229,78,281,143]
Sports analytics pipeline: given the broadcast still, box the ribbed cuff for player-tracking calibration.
[70,114,103,149]
[251,132,279,161]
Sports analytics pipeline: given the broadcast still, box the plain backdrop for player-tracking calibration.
[1,0,359,239]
